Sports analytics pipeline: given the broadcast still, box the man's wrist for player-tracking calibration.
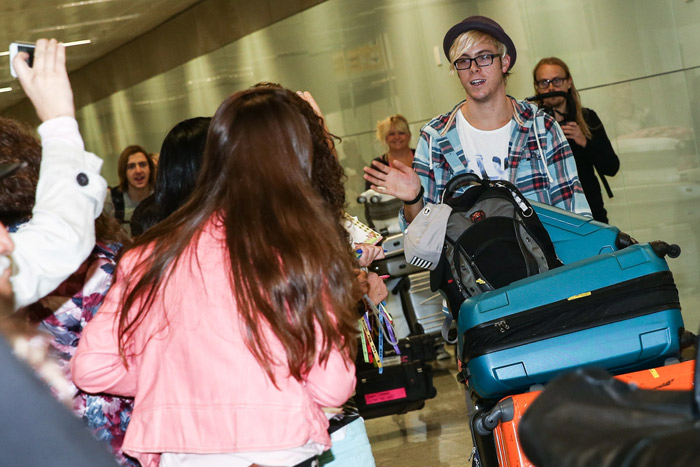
[404,185,424,205]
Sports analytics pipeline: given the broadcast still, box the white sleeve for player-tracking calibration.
[9,116,108,310]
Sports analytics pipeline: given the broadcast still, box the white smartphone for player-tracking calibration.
[9,41,35,78]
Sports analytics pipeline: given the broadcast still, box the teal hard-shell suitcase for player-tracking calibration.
[457,242,684,400]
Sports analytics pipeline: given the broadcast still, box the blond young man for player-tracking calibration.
[364,16,590,225]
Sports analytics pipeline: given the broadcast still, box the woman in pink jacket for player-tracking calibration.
[72,86,360,467]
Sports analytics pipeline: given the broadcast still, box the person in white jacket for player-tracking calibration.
[2,38,107,310]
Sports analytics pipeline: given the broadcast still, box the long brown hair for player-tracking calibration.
[117,86,358,382]
[533,57,592,139]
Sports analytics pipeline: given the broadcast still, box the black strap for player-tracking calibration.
[110,187,126,223]
[598,171,614,198]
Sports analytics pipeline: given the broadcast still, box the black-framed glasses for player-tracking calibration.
[536,77,567,89]
[453,53,500,71]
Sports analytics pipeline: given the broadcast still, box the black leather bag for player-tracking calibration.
[519,337,700,467]
[354,359,437,420]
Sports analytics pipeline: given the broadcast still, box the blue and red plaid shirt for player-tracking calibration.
[400,97,591,227]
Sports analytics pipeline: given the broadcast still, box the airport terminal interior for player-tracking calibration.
[1,0,700,465]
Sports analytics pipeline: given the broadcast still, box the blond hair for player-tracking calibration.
[449,30,507,72]
[376,114,411,145]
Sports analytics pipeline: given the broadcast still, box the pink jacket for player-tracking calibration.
[72,219,356,467]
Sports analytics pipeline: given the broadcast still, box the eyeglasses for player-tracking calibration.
[453,53,500,71]
[536,77,567,89]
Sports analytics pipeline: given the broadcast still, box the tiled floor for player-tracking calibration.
[364,348,474,466]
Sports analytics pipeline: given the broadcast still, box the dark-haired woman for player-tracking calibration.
[533,57,620,223]
[130,117,211,236]
[73,86,359,467]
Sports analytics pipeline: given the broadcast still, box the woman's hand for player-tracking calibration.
[365,271,388,305]
[296,91,323,119]
[14,39,75,122]
[355,243,385,267]
[355,270,388,305]
[363,158,421,202]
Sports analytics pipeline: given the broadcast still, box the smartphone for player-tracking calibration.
[9,41,35,78]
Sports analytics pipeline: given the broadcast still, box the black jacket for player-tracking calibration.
[567,108,620,223]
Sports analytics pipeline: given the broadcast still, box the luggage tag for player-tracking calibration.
[359,321,370,363]
[378,312,384,373]
[360,314,381,367]
[364,297,400,354]
[361,296,401,373]
[378,302,400,354]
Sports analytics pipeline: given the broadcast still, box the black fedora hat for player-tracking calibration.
[442,16,516,70]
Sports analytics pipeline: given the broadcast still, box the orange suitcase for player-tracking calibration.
[477,360,695,467]
[615,359,694,390]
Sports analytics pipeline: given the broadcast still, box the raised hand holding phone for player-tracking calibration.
[13,38,74,122]
[9,42,35,78]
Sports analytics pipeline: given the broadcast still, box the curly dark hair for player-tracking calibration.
[0,118,41,225]
[253,83,348,241]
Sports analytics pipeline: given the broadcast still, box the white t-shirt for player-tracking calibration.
[456,110,513,181]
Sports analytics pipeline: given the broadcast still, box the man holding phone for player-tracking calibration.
[5,39,108,310]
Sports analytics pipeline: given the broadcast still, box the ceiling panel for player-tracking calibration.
[0,0,203,111]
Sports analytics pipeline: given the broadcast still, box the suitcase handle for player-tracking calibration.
[474,397,515,436]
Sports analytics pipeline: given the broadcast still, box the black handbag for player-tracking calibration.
[519,336,700,467]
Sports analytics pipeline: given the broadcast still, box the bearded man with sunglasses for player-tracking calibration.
[364,16,590,225]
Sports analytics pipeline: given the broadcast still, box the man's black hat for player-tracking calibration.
[442,15,517,70]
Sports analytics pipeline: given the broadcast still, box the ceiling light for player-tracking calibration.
[0,39,91,57]
[30,15,139,33]
[58,0,118,8]
[62,39,92,47]
[0,87,12,93]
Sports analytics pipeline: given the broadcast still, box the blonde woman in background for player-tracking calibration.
[365,115,414,189]
[363,115,415,230]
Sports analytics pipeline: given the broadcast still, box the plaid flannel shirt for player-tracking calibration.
[399,97,591,228]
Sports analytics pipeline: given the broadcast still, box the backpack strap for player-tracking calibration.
[110,187,125,223]
[490,180,534,218]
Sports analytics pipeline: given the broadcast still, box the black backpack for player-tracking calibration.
[430,174,562,317]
